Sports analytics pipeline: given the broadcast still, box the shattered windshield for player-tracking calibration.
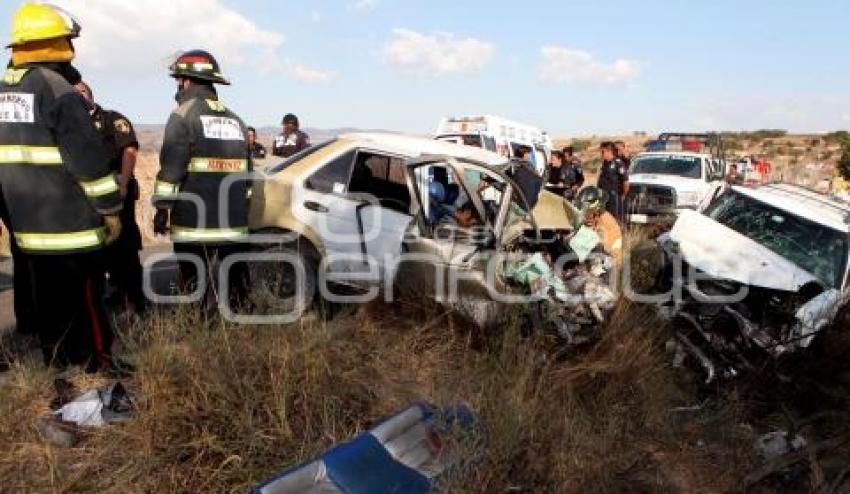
[706,191,849,288]
[631,155,702,179]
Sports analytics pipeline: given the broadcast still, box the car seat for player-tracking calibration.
[428,181,449,223]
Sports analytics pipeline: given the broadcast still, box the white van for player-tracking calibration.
[435,115,554,175]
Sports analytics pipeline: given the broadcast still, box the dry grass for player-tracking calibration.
[1,135,848,492]
[0,298,763,493]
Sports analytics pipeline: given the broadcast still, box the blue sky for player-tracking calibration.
[1,0,848,136]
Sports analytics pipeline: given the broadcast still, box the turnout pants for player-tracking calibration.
[173,242,249,315]
[10,236,36,335]
[27,251,113,371]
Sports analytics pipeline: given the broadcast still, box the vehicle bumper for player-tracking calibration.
[628,206,697,225]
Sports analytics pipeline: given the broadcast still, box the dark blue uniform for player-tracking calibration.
[597,158,628,221]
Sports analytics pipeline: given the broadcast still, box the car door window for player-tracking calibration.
[412,163,493,237]
[348,151,411,214]
[464,169,508,227]
[305,150,355,193]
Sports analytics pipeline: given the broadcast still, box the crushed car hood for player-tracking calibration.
[666,210,821,292]
[501,191,581,245]
[532,190,582,231]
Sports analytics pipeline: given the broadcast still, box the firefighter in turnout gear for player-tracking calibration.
[0,3,123,371]
[153,50,251,313]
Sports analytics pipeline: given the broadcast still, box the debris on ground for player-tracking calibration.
[504,244,617,344]
[51,381,134,428]
[251,404,480,494]
[755,430,807,461]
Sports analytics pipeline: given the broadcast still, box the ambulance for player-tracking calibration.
[434,115,554,175]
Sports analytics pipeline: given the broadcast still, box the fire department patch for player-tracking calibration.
[114,118,131,134]
[0,93,35,123]
[200,116,244,141]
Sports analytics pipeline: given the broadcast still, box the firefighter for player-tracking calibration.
[0,3,123,371]
[272,113,310,158]
[152,50,251,315]
[75,81,145,314]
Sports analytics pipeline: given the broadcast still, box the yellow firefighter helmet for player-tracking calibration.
[7,3,81,48]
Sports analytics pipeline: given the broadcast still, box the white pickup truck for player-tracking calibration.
[625,151,726,224]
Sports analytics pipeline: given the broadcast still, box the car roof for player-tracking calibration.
[733,183,850,233]
[338,132,507,166]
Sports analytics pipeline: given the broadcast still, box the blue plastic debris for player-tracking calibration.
[251,404,478,494]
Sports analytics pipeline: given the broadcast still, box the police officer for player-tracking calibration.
[247,126,267,159]
[615,140,631,170]
[597,141,629,223]
[75,81,145,313]
[152,50,251,314]
[272,113,310,158]
[563,146,585,194]
[546,149,585,200]
[0,3,122,370]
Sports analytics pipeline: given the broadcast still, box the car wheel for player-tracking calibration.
[247,244,318,318]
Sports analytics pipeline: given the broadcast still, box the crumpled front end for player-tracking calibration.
[501,232,619,345]
[655,234,845,383]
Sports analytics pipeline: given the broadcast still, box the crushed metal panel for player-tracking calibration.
[668,209,820,292]
[531,190,581,231]
[792,288,843,349]
[252,404,479,494]
[501,190,580,244]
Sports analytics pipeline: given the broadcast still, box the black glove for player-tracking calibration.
[153,209,170,235]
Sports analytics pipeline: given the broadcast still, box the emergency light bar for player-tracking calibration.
[648,132,727,158]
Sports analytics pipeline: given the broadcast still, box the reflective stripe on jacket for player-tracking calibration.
[0,65,121,254]
[154,85,251,243]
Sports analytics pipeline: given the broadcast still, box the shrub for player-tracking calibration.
[750,129,788,140]
[825,130,850,145]
[570,139,593,153]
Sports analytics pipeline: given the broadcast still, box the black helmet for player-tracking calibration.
[169,49,230,85]
[576,186,608,213]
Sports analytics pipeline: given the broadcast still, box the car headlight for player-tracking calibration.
[677,192,699,206]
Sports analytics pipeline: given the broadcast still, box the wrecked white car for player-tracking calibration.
[652,183,850,382]
[248,133,619,337]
